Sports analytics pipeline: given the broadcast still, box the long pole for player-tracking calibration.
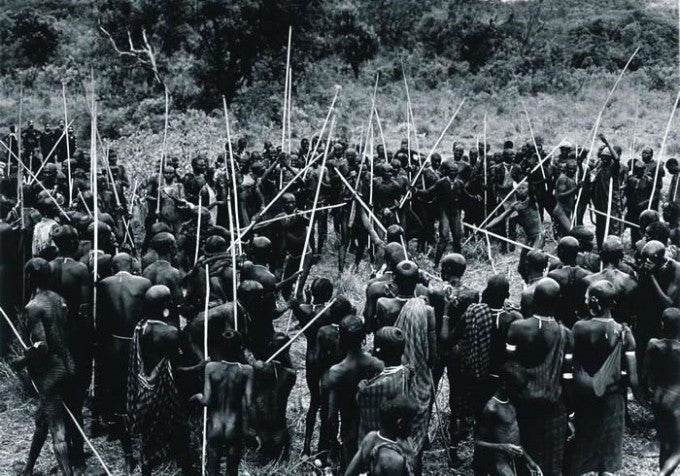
[303,86,341,179]
[247,203,345,229]
[201,264,209,476]
[463,222,557,260]
[226,194,238,332]
[156,88,170,217]
[63,83,73,206]
[463,138,566,246]
[287,117,335,333]
[402,68,424,188]
[399,98,467,208]
[287,67,293,155]
[268,298,337,363]
[520,100,548,188]
[572,46,640,223]
[374,108,388,163]
[223,97,242,254]
[336,170,387,233]
[227,154,324,253]
[604,178,614,241]
[195,193,203,265]
[648,88,680,210]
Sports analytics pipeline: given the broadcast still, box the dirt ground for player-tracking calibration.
[0,219,666,476]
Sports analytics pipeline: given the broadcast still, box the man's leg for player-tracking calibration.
[23,410,49,476]
[595,213,606,250]
[226,439,242,476]
[45,400,73,476]
[434,212,451,267]
[450,209,462,253]
[316,210,328,254]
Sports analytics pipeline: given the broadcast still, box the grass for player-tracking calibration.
[0,52,677,475]
[0,221,664,475]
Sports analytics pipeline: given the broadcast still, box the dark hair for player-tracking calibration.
[380,395,418,439]
[339,315,365,349]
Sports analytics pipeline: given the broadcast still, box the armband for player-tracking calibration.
[563,372,573,380]
[506,344,516,352]
[625,351,636,357]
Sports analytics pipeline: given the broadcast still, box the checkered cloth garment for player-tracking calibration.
[126,321,186,469]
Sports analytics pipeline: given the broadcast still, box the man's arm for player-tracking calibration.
[427,307,437,367]
[414,178,442,201]
[190,363,213,406]
[324,370,341,459]
[555,175,578,199]
[485,206,514,230]
[359,208,385,247]
[598,133,620,162]
[344,437,370,476]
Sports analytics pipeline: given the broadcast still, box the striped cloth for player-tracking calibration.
[516,322,568,476]
[394,297,434,456]
[357,365,412,441]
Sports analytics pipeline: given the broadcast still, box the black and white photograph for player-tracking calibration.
[2,0,680,474]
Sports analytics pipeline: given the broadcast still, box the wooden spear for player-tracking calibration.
[572,46,640,221]
[648,88,680,210]
[201,264,209,476]
[304,86,341,179]
[463,138,567,246]
[63,82,73,206]
[223,96,242,254]
[286,117,335,332]
[226,194,238,332]
[195,193,203,266]
[399,98,467,208]
[463,222,558,260]
[227,154,324,253]
[268,298,337,363]
[155,87,170,218]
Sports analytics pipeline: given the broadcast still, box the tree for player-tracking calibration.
[98,0,324,109]
[329,3,378,77]
[0,8,60,72]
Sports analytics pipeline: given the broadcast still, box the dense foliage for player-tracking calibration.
[0,0,678,114]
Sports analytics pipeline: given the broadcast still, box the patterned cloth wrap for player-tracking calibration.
[126,320,186,469]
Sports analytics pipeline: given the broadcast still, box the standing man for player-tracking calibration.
[570,281,640,476]
[15,258,75,476]
[507,278,572,476]
[589,134,622,249]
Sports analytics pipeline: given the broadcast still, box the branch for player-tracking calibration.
[99,24,167,90]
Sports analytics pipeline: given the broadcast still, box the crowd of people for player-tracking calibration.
[2,116,680,476]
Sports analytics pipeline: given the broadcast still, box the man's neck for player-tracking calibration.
[525,272,544,284]
[447,277,462,287]
[495,389,509,402]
